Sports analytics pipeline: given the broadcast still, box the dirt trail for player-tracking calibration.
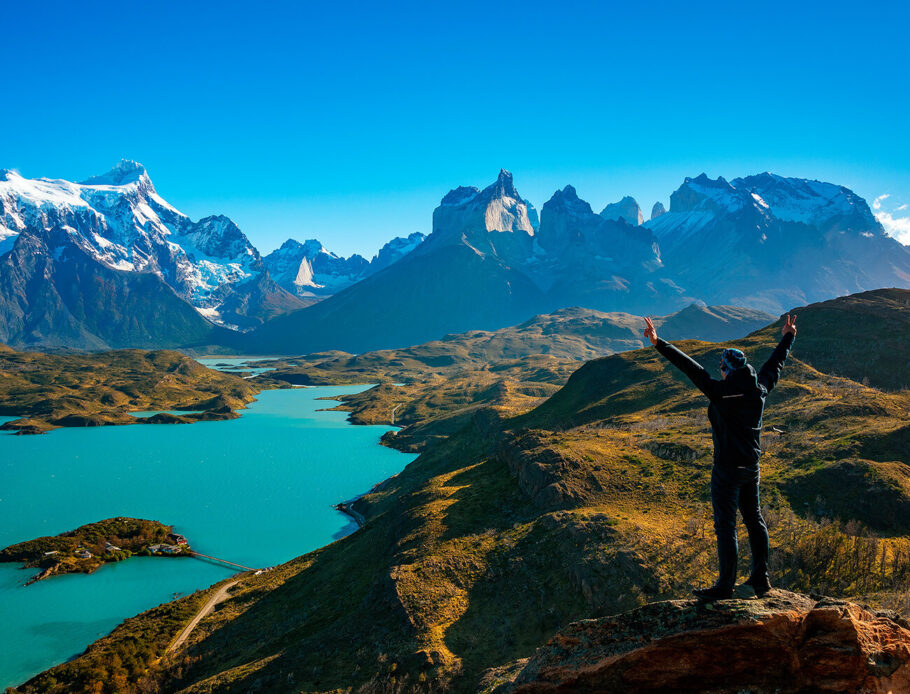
[167,579,239,653]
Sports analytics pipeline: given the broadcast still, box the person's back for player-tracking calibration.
[643,314,797,600]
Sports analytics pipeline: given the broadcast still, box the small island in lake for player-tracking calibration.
[0,517,191,585]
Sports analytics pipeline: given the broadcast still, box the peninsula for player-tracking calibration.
[0,346,280,434]
[0,517,191,584]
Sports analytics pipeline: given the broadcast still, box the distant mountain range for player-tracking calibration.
[1,162,907,352]
[262,232,425,301]
[244,169,910,354]
[647,172,910,311]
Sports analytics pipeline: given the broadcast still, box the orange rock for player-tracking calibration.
[498,591,910,694]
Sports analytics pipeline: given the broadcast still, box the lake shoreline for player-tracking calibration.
[0,384,417,690]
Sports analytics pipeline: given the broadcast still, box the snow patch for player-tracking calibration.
[0,163,266,317]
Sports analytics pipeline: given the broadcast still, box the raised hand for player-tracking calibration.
[643,316,658,346]
[782,313,797,337]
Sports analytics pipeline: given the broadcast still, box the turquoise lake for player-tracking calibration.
[0,384,415,689]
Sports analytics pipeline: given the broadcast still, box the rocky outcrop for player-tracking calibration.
[428,168,538,259]
[491,591,910,694]
[264,233,428,300]
[650,201,666,220]
[263,238,369,298]
[499,431,586,509]
[368,231,426,274]
[247,171,548,354]
[532,186,672,314]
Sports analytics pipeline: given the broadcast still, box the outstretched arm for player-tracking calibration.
[758,313,797,392]
[644,317,720,399]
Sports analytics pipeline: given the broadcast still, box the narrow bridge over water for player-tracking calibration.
[189,551,257,572]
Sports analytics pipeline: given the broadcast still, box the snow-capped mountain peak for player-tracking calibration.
[440,186,480,207]
[543,185,597,220]
[670,174,745,214]
[732,172,879,232]
[0,162,300,329]
[370,232,425,270]
[80,159,149,187]
[263,230,427,298]
[491,168,520,200]
[180,215,259,261]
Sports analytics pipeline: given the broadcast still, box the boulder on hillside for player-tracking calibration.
[487,591,910,694]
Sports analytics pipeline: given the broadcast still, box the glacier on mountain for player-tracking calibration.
[0,160,299,330]
[642,172,909,312]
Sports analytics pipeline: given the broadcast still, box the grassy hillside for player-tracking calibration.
[18,584,223,692]
[318,355,578,453]
[13,289,910,694]
[749,287,910,391]
[0,347,269,434]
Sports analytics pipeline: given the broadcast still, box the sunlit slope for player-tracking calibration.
[0,347,263,433]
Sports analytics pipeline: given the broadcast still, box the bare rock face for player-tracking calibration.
[650,201,667,220]
[430,168,537,253]
[492,591,910,694]
[600,196,644,226]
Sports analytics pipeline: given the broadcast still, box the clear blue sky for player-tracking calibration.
[4,0,909,255]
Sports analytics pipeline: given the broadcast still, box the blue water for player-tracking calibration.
[0,386,414,689]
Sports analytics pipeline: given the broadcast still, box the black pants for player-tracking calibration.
[711,465,770,589]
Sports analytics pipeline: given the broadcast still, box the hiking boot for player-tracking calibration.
[692,584,733,601]
[742,575,772,597]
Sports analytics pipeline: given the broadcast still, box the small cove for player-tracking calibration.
[0,385,415,689]
[196,356,278,377]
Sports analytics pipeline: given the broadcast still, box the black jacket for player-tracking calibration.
[655,332,794,470]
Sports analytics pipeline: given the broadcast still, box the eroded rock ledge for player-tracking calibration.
[486,591,910,694]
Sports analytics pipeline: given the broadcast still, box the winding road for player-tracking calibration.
[167,579,239,653]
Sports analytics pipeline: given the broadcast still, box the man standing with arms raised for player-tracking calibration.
[643,314,797,600]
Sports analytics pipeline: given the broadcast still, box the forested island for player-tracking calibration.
[0,517,191,584]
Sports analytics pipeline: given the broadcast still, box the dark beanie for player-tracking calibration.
[721,348,747,372]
